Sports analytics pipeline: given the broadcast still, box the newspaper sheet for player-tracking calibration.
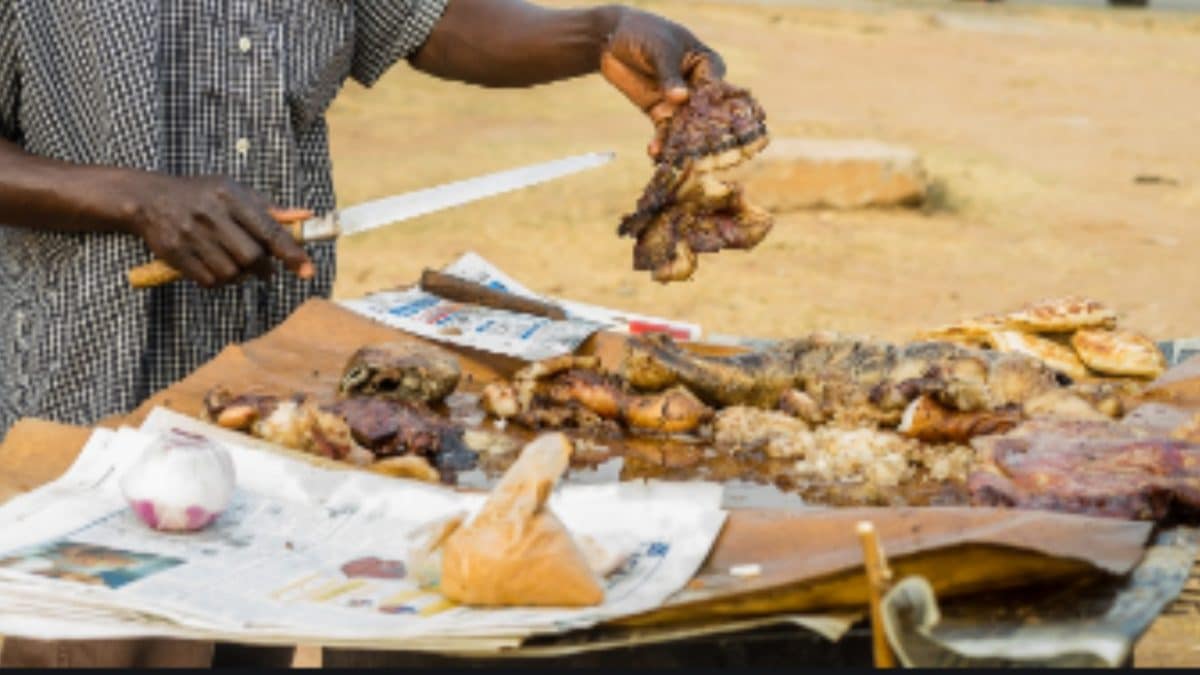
[436,252,703,341]
[338,252,701,361]
[1158,338,1200,368]
[0,410,726,648]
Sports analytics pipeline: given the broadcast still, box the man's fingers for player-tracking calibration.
[687,48,725,85]
[250,256,275,281]
[170,250,216,288]
[259,224,314,279]
[210,214,266,268]
[226,193,313,278]
[189,234,241,284]
[647,101,679,158]
[647,41,689,103]
[600,51,662,113]
[649,101,677,125]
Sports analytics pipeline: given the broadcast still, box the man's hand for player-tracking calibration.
[409,1,725,160]
[0,139,314,288]
[115,175,314,288]
[597,7,727,158]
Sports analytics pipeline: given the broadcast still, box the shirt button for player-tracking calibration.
[238,36,252,53]
[235,138,251,155]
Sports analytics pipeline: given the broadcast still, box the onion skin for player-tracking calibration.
[128,500,220,531]
[120,430,236,533]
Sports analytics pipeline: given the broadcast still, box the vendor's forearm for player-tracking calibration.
[0,139,139,235]
[410,0,620,87]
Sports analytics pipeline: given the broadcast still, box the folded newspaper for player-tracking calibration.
[340,252,702,362]
[0,408,726,650]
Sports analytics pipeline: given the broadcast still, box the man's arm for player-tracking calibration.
[408,1,617,88]
[409,0,726,155]
[0,139,311,287]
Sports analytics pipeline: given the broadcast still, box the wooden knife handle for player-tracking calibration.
[419,269,568,321]
[128,260,186,288]
[126,210,312,289]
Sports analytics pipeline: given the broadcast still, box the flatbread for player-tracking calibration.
[916,315,1004,348]
[1071,328,1166,379]
[989,329,1092,381]
[1004,296,1118,333]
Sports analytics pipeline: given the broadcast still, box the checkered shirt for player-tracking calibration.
[0,0,448,435]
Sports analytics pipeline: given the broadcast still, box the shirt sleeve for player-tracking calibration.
[351,0,450,87]
[0,0,20,142]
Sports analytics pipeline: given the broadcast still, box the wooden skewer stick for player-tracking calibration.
[857,520,897,669]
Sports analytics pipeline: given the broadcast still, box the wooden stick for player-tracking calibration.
[857,520,897,669]
[126,209,313,289]
[419,269,568,321]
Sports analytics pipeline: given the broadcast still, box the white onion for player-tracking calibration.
[119,429,236,532]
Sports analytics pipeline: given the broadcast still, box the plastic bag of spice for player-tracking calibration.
[413,433,605,607]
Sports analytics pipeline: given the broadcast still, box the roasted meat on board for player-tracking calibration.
[621,333,1124,428]
[481,355,714,435]
[340,341,462,404]
[969,419,1200,520]
[203,388,478,481]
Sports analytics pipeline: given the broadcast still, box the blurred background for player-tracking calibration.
[326,0,1200,341]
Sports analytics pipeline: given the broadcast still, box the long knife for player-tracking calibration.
[127,151,615,288]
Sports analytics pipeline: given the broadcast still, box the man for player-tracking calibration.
[0,0,726,667]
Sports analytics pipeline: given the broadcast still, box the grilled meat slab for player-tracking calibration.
[969,419,1200,520]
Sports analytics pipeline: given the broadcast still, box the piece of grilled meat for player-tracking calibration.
[203,387,477,476]
[969,418,1200,520]
[623,333,1123,434]
[619,78,773,283]
[482,356,713,435]
[340,341,461,404]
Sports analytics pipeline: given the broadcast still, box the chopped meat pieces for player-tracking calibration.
[203,386,476,476]
[712,407,976,495]
[483,357,713,435]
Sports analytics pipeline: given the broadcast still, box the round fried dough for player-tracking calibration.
[916,315,1004,348]
[1071,328,1166,379]
[989,329,1091,381]
[1004,296,1118,333]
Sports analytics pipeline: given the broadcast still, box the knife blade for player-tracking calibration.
[126,151,615,289]
[303,151,615,240]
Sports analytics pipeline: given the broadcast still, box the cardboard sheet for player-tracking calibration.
[0,299,1162,628]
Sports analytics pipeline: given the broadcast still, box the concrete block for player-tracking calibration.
[737,138,929,211]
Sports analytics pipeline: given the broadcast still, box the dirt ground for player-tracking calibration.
[327,0,1200,342]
